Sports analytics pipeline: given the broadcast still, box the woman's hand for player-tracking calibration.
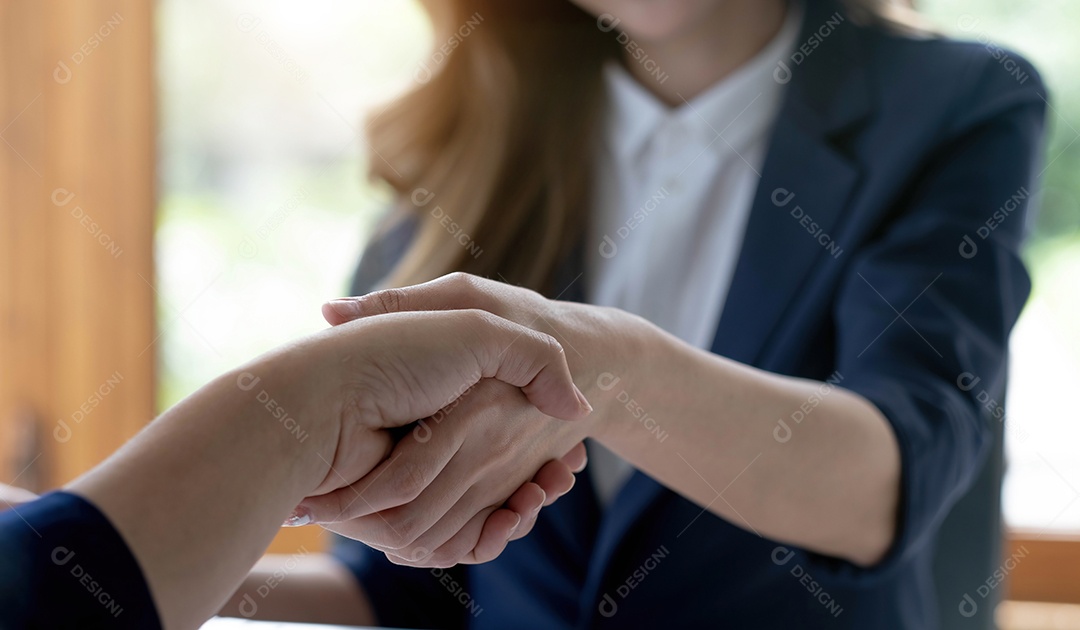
[296,308,594,505]
[322,272,649,431]
[304,378,592,567]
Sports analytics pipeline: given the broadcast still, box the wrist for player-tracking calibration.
[581,308,657,443]
[235,342,342,493]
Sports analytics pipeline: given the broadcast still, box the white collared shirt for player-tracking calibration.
[586,4,803,506]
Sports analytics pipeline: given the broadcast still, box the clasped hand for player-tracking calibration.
[299,273,638,569]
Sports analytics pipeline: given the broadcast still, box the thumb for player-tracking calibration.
[470,312,592,421]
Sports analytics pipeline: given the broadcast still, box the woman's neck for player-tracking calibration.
[624,0,789,106]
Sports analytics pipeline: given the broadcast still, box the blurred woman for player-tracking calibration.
[231,0,1046,627]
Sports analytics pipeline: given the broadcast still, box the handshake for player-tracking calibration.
[256,273,612,569]
[3,272,650,630]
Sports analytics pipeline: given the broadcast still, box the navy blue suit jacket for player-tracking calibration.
[334,1,1047,628]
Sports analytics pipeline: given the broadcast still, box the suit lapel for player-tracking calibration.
[711,118,861,365]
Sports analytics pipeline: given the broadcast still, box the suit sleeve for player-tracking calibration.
[331,536,472,630]
[821,54,1047,581]
[0,492,162,629]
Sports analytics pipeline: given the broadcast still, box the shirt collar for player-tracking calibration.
[603,1,804,163]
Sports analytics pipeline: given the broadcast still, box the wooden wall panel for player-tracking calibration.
[0,0,155,493]
[1006,532,1080,604]
[1,0,321,554]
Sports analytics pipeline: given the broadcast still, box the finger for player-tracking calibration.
[381,479,545,567]
[469,508,521,564]
[322,273,504,325]
[386,500,523,569]
[559,442,588,473]
[436,481,544,565]
[466,311,592,420]
[500,482,545,543]
[300,423,462,524]
[380,480,504,562]
[383,506,497,568]
[308,427,393,498]
[531,459,576,507]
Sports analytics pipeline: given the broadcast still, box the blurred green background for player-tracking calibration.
[156,0,1080,531]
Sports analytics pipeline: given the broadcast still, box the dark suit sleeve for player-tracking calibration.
[0,492,161,629]
[331,536,471,630]
[818,54,1047,582]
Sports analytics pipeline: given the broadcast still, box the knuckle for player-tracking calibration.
[371,287,405,314]
[533,330,564,358]
[390,460,429,503]
[449,272,500,307]
[430,547,463,568]
[390,518,424,550]
[406,545,434,563]
[446,271,476,293]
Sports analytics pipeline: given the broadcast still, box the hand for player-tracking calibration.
[322,272,647,435]
[291,310,593,551]
[311,306,593,568]
[305,378,593,568]
[305,273,646,567]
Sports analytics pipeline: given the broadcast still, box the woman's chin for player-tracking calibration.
[577,0,723,45]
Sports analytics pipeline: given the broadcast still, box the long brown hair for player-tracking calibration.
[370,0,920,293]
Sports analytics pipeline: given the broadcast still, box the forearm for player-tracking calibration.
[593,325,900,566]
[220,553,375,625]
[67,348,336,629]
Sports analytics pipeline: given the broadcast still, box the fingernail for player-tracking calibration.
[326,299,363,319]
[574,385,593,414]
[282,506,313,527]
[507,513,522,538]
